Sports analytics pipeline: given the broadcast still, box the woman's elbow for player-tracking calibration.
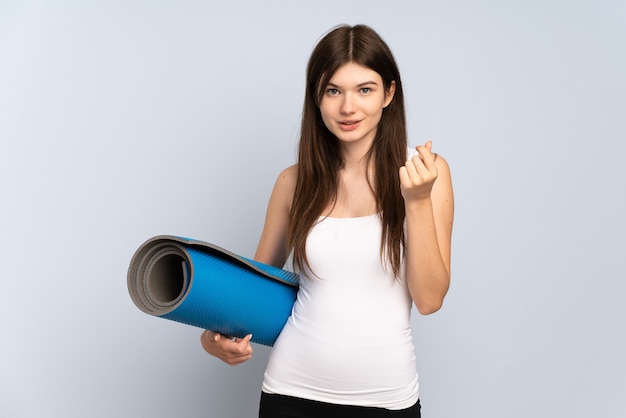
[413,289,447,315]
[415,299,444,315]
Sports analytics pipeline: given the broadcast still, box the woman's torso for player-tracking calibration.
[262,213,419,410]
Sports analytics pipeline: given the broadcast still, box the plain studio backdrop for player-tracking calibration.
[1,1,625,417]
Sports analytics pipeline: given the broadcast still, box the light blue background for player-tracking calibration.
[1,1,625,417]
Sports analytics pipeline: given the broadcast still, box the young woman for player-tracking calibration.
[201,24,454,417]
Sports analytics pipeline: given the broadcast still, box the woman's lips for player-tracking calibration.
[338,120,362,131]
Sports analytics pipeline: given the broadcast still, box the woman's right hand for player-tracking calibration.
[200,330,253,366]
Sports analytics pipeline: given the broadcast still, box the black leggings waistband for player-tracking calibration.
[259,392,421,418]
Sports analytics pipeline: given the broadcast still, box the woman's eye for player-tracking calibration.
[327,88,339,96]
[360,87,371,94]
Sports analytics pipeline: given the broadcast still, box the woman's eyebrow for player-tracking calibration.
[326,80,379,88]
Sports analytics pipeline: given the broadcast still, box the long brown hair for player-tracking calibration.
[287,24,408,278]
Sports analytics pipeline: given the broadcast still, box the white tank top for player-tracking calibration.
[262,214,419,410]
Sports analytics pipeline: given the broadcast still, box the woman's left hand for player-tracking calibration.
[399,140,438,202]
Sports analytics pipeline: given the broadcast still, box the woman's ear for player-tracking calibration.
[383,81,396,108]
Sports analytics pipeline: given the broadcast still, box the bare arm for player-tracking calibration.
[399,141,454,314]
[254,165,297,267]
[200,166,297,364]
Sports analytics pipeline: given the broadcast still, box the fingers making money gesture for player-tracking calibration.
[399,140,439,202]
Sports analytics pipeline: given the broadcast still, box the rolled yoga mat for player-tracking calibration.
[127,235,298,346]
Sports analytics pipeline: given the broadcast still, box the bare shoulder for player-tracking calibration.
[433,153,452,184]
[433,153,450,171]
[269,164,298,211]
[431,153,454,213]
[277,164,298,186]
[255,165,297,266]
[274,164,297,198]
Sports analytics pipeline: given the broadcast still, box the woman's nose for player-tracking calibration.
[340,94,356,114]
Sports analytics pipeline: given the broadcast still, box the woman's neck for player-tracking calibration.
[338,139,374,173]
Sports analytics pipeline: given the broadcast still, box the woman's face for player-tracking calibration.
[319,62,395,148]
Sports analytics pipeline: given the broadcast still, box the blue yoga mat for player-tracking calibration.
[127,235,298,346]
